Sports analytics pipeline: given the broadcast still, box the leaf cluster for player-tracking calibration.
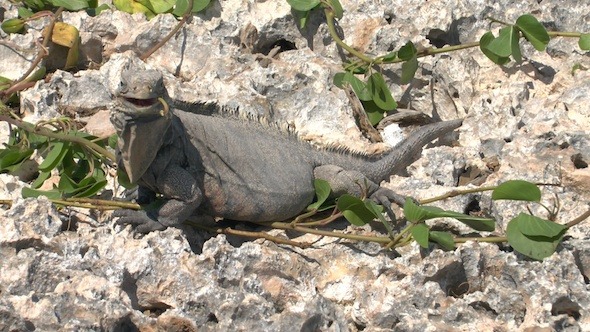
[285,2,590,126]
[309,179,574,260]
[112,0,210,19]
[0,119,115,199]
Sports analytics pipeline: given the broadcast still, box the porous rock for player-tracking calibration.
[1,0,590,331]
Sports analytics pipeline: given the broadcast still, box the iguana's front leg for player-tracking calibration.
[115,165,202,233]
[314,165,406,221]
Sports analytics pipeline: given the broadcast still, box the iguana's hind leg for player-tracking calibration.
[114,165,203,233]
[313,165,406,222]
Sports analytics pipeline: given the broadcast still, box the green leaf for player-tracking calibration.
[0,76,12,91]
[380,51,398,62]
[48,0,90,11]
[58,173,79,194]
[333,72,346,87]
[18,7,34,19]
[23,0,48,10]
[400,57,418,84]
[515,213,567,238]
[90,4,111,16]
[75,178,107,197]
[487,26,518,57]
[506,214,563,260]
[334,72,372,101]
[31,170,51,189]
[429,231,455,251]
[364,105,385,126]
[137,0,175,13]
[515,14,550,51]
[324,0,343,19]
[364,200,385,222]
[108,134,118,149]
[479,31,510,65]
[403,199,495,231]
[337,194,376,226]
[22,187,61,200]
[421,206,496,232]
[286,0,320,12]
[72,169,107,197]
[345,72,372,101]
[114,0,155,18]
[23,66,47,83]
[1,18,26,34]
[307,179,332,210]
[398,41,417,60]
[0,149,34,170]
[38,141,69,172]
[403,198,428,222]
[579,33,590,51]
[492,180,541,202]
[367,72,397,111]
[411,223,429,248]
[292,9,309,29]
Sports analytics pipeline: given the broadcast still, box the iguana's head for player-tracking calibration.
[111,68,172,184]
[113,68,168,121]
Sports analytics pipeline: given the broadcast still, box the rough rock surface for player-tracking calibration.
[1,0,589,331]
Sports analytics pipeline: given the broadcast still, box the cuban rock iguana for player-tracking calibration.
[110,68,463,233]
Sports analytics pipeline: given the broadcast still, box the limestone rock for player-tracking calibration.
[1,0,589,331]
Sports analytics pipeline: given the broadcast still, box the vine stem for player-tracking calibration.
[324,8,374,64]
[0,115,116,162]
[1,7,64,102]
[140,0,194,61]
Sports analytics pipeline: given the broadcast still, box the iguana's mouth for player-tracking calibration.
[122,96,159,107]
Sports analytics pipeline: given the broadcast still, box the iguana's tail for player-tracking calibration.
[368,118,463,182]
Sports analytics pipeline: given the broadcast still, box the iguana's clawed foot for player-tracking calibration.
[113,209,166,233]
[369,188,409,224]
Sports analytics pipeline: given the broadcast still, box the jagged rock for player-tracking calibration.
[0,0,589,331]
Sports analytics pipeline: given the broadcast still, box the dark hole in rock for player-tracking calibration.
[300,313,323,332]
[24,320,36,331]
[257,39,297,56]
[426,28,450,48]
[207,312,219,323]
[424,261,470,298]
[469,301,498,317]
[142,304,170,317]
[551,296,581,320]
[111,315,138,332]
[571,153,588,169]
[463,196,482,215]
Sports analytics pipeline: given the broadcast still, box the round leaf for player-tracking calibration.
[486,26,521,62]
[515,14,550,51]
[286,0,320,12]
[39,141,69,172]
[337,194,376,226]
[506,216,562,260]
[579,33,590,51]
[411,223,430,248]
[429,231,455,251]
[367,72,397,111]
[480,32,511,65]
[400,57,418,84]
[403,198,428,222]
[492,180,541,202]
[514,213,566,238]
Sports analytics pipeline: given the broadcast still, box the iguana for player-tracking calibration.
[110,67,463,233]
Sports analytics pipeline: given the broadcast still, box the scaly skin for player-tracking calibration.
[111,67,462,232]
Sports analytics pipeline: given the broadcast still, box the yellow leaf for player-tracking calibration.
[51,22,79,48]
